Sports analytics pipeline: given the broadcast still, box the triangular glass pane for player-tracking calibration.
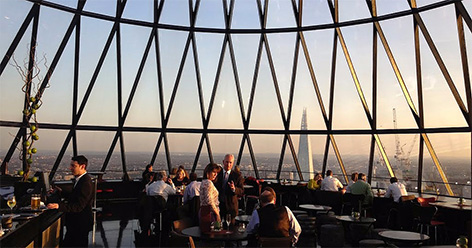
[340,24,373,110]
[391,134,419,187]
[104,145,123,180]
[0,24,32,122]
[338,1,371,22]
[207,134,242,158]
[426,133,470,197]
[39,31,74,124]
[194,32,225,112]
[302,0,332,26]
[281,143,300,181]
[153,138,169,172]
[120,24,152,107]
[122,131,161,179]
[231,34,260,116]
[303,29,334,110]
[160,0,190,27]
[124,36,161,127]
[207,46,244,130]
[0,0,33,55]
[266,32,297,114]
[195,0,225,28]
[196,136,211,175]
[310,135,327,174]
[78,16,114,106]
[375,0,410,16]
[420,5,468,106]
[166,45,203,129]
[332,42,371,130]
[158,29,189,114]
[76,130,115,169]
[249,48,285,130]
[83,0,116,17]
[325,139,346,184]
[290,45,329,130]
[78,36,118,126]
[0,127,24,172]
[167,132,201,172]
[121,0,153,22]
[238,142,256,178]
[47,0,78,9]
[250,134,284,179]
[420,34,468,128]
[232,0,260,29]
[266,0,297,28]
[334,134,370,178]
[376,18,418,130]
[417,0,444,7]
[371,139,392,189]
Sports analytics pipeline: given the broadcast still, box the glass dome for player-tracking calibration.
[0,0,470,197]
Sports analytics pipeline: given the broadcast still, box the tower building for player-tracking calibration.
[297,108,314,181]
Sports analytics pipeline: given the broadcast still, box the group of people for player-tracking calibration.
[308,169,408,205]
[45,153,406,247]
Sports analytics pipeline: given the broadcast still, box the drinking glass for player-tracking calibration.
[225,213,231,230]
[7,196,16,213]
[31,194,40,210]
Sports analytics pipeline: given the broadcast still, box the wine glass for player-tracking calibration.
[7,195,16,214]
[225,213,231,230]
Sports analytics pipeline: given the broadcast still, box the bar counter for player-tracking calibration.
[0,209,63,248]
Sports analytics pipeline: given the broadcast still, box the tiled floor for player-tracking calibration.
[89,219,139,248]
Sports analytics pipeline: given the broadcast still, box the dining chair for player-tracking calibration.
[172,217,193,234]
[413,204,445,245]
[258,236,292,247]
[417,197,436,207]
[168,230,196,248]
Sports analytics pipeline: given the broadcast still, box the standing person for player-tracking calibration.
[320,170,344,191]
[47,155,94,247]
[199,163,221,232]
[384,177,408,203]
[215,154,244,223]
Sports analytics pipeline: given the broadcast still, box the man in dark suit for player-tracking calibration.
[47,155,94,247]
[215,154,244,223]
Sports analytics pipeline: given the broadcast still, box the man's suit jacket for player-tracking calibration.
[58,173,94,232]
[215,170,244,217]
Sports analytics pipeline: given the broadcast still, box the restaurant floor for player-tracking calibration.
[84,200,341,248]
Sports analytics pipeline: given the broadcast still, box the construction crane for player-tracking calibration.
[393,108,417,181]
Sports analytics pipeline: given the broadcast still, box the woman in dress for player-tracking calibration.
[199,163,221,232]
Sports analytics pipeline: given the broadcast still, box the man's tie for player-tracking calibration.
[223,171,229,189]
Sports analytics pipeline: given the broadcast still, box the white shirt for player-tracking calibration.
[183,180,201,204]
[246,204,302,244]
[146,180,176,201]
[385,182,408,202]
[321,176,343,191]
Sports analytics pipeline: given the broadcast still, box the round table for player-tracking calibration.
[298,204,332,215]
[336,215,376,244]
[335,215,376,224]
[379,230,430,246]
[182,226,248,243]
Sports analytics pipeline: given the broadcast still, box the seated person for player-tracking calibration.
[307,173,323,190]
[349,173,373,206]
[320,170,344,191]
[183,172,200,204]
[172,167,189,187]
[146,170,176,201]
[384,177,407,203]
[246,187,302,246]
[345,172,358,193]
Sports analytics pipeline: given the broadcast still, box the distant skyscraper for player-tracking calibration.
[297,108,314,181]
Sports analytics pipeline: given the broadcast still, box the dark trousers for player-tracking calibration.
[62,227,90,247]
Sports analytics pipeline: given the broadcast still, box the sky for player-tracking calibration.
[0,0,470,163]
